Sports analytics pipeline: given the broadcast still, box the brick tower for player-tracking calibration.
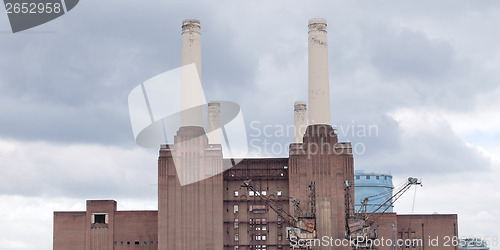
[289,18,355,249]
[157,19,224,250]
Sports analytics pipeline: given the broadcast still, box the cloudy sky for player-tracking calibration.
[1,0,500,249]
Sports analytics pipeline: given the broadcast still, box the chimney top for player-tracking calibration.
[182,19,201,33]
[294,101,307,111]
[309,18,327,25]
[308,18,327,32]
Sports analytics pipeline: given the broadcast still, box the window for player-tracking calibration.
[249,191,255,196]
[234,234,239,242]
[376,176,380,180]
[262,234,267,241]
[261,191,267,196]
[277,190,282,196]
[233,205,239,213]
[278,234,283,241]
[135,241,139,245]
[234,218,239,229]
[356,176,360,179]
[366,176,370,179]
[262,226,267,231]
[234,247,239,250]
[234,191,239,197]
[92,213,108,224]
[251,205,267,214]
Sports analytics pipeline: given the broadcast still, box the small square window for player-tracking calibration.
[277,191,282,196]
[249,191,255,196]
[234,234,239,241]
[356,176,360,179]
[233,205,239,213]
[261,191,267,196]
[376,176,380,180]
[234,191,239,197]
[366,176,370,179]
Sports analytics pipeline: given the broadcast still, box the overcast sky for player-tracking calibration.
[1,0,500,249]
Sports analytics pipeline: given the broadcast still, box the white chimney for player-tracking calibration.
[308,18,331,125]
[207,102,222,144]
[181,19,203,127]
[294,101,307,143]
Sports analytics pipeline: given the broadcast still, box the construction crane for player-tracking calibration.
[346,177,422,249]
[242,179,316,249]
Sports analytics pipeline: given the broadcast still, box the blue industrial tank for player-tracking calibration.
[354,170,394,213]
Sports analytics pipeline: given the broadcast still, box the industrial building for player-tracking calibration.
[53,19,458,250]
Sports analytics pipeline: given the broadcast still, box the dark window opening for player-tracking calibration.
[135,241,139,245]
[94,214,106,224]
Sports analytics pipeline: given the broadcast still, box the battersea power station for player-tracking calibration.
[53,19,458,250]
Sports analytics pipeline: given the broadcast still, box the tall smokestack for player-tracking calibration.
[308,18,331,126]
[294,101,307,143]
[181,19,203,127]
[207,102,221,144]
